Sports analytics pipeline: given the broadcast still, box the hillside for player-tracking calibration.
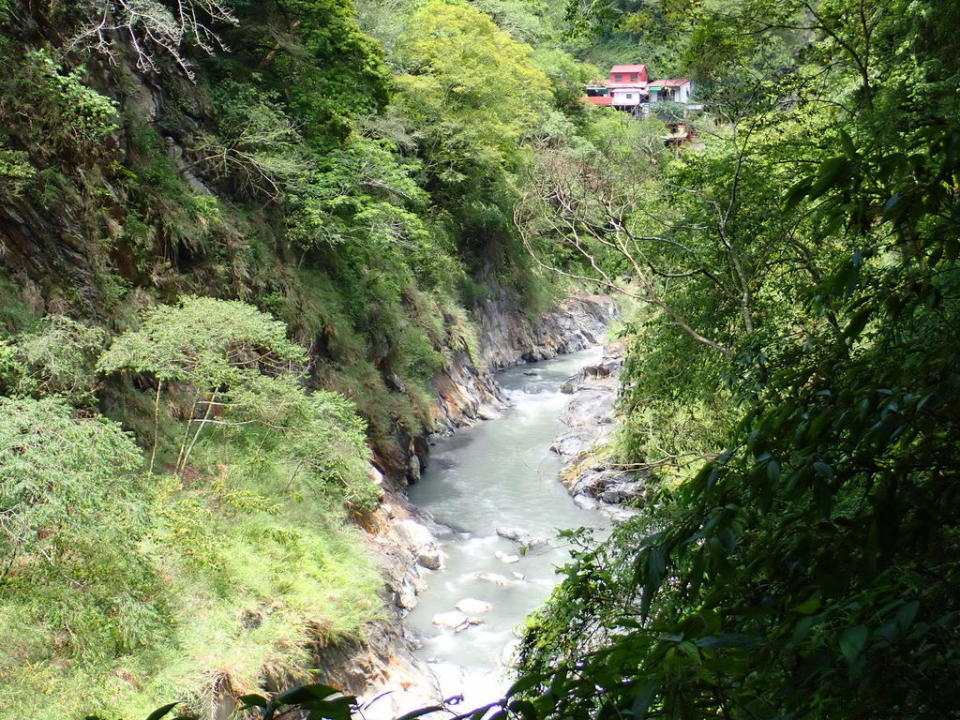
[0,0,600,715]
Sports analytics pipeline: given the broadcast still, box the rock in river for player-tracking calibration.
[393,518,444,570]
[496,526,546,548]
[432,610,468,629]
[456,598,493,615]
[473,571,518,588]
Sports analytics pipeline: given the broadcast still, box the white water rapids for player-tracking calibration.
[405,347,611,708]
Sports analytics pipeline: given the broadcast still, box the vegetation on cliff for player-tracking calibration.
[0,0,589,716]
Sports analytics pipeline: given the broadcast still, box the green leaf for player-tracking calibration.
[844,307,873,339]
[812,461,833,478]
[791,616,816,644]
[306,697,357,720]
[696,633,764,649]
[809,156,849,198]
[508,699,540,720]
[630,679,657,718]
[145,703,180,720]
[838,128,856,158]
[238,694,268,708]
[276,684,341,705]
[784,177,813,210]
[839,625,868,663]
[896,601,920,633]
[506,674,542,698]
[793,598,821,615]
[766,459,781,482]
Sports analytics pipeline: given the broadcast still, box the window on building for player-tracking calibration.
[631,74,637,81]
[626,94,633,99]
[615,74,622,81]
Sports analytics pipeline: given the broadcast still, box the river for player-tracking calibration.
[406,347,611,708]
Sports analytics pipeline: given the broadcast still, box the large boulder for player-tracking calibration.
[393,518,443,570]
[432,611,468,629]
[456,598,493,615]
[432,610,483,633]
[496,527,546,548]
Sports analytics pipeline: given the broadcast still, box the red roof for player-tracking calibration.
[581,96,614,106]
[610,64,647,73]
[650,78,690,87]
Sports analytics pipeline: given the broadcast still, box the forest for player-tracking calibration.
[0,0,958,718]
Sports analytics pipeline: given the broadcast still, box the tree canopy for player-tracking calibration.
[515,1,960,718]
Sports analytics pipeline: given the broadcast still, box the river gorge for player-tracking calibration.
[408,347,611,708]
[345,289,638,719]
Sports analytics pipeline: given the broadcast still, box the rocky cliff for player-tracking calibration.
[550,341,647,521]
[430,293,617,434]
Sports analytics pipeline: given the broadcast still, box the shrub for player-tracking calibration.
[0,47,118,158]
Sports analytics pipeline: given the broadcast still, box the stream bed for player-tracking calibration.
[406,347,611,707]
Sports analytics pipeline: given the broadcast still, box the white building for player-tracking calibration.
[648,78,694,104]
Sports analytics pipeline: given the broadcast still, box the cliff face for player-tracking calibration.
[430,293,618,434]
[476,293,617,371]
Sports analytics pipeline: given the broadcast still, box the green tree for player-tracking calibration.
[221,0,390,146]
[0,397,145,588]
[98,296,307,475]
[393,0,552,192]
[5,316,107,405]
[0,398,166,672]
[516,1,960,718]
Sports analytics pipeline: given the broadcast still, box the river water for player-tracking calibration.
[406,347,610,708]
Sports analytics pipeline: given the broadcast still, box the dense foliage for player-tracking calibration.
[5,0,959,717]
[0,301,382,718]
[0,0,589,716]
[514,1,960,718]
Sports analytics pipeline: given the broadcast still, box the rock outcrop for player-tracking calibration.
[429,292,618,434]
[551,342,647,520]
[477,293,618,371]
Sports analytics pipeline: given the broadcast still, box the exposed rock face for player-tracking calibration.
[551,342,647,520]
[393,518,443,571]
[476,293,618,371]
[431,350,507,432]
[429,292,618,433]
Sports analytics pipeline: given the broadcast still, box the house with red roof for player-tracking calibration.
[648,77,694,104]
[608,64,648,85]
[582,64,696,114]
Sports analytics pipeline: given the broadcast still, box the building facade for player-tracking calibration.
[582,64,695,113]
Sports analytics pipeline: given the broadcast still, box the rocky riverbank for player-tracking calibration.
[430,293,617,434]
[550,342,647,521]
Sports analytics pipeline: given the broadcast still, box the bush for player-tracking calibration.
[8,315,107,406]
[0,47,118,158]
